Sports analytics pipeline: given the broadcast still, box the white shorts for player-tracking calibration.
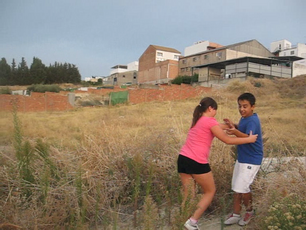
[231,161,260,193]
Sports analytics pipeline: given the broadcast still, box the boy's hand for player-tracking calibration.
[223,118,235,129]
[226,128,236,135]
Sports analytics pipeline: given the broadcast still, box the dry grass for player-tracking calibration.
[0,76,306,229]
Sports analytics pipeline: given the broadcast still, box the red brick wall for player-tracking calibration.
[0,85,211,112]
[0,92,73,112]
[128,84,211,104]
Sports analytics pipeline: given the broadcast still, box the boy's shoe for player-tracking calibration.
[184,219,200,230]
[224,213,241,225]
[238,210,255,226]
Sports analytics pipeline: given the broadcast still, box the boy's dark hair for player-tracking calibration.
[238,93,256,106]
[191,97,218,128]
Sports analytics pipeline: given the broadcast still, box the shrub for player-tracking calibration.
[262,194,306,229]
[171,74,198,85]
[27,84,62,93]
[0,87,12,94]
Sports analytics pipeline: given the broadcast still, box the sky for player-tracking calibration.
[1,0,305,80]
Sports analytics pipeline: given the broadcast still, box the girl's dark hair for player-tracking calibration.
[191,97,218,128]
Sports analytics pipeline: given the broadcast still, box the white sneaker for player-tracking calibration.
[238,210,254,226]
[224,213,241,225]
[184,219,200,230]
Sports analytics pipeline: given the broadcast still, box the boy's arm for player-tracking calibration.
[223,118,238,129]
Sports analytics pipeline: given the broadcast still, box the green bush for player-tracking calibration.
[0,87,12,94]
[171,74,198,85]
[27,84,63,93]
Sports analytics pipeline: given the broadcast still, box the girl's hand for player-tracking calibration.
[248,130,258,143]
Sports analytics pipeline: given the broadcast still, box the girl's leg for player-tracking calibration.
[190,172,216,220]
[179,173,196,208]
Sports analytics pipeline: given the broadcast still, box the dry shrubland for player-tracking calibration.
[0,76,305,229]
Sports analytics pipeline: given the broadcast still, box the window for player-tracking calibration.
[290,50,294,55]
[216,52,222,59]
[204,55,208,60]
[123,75,125,78]
[193,57,198,62]
[182,59,186,64]
[174,55,179,60]
[157,52,163,57]
[181,68,185,72]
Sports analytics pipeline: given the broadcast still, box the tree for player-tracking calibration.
[0,58,11,85]
[30,57,47,84]
[17,57,30,85]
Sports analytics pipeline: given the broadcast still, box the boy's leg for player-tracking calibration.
[233,193,242,214]
[242,192,253,211]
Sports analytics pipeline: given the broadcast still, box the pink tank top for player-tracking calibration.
[180,116,219,164]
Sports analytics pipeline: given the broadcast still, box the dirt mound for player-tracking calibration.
[275,75,306,98]
[223,75,306,100]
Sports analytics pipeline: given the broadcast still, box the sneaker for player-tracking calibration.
[184,219,200,230]
[238,210,255,226]
[224,213,241,225]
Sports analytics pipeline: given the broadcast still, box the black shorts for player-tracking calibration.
[177,155,211,174]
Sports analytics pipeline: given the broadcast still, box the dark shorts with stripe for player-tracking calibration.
[177,154,211,174]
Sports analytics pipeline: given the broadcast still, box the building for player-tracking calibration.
[180,39,273,77]
[106,61,138,86]
[84,76,104,83]
[138,45,181,84]
[184,40,223,56]
[270,40,306,77]
[179,39,301,86]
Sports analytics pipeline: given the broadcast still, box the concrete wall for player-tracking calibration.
[270,39,292,53]
[184,41,210,56]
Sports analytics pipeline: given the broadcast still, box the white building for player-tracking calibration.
[84,76,104,83]
[104,61,139,86]
[270,40,306,77]
[109,61,139,76]
[184,40,223,56]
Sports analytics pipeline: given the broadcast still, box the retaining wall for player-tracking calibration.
[0,84,211,112]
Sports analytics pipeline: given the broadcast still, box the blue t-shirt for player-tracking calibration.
[237,113,263,165]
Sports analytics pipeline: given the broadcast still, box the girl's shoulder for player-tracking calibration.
[199,116,218,125]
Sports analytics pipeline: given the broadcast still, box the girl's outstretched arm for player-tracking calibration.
[211,125,257,145]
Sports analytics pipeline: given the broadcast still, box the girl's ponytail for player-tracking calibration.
[191,97,217,128]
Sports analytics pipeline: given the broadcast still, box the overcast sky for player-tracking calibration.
[1,0,305,79]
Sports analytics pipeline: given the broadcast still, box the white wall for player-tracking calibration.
[127,61,139,71]
[184,40,210,56]
[155,50,180,63]
[270,39,291,52]
[110,61,139,75]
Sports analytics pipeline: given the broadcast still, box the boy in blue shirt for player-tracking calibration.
[224,93,263,226]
